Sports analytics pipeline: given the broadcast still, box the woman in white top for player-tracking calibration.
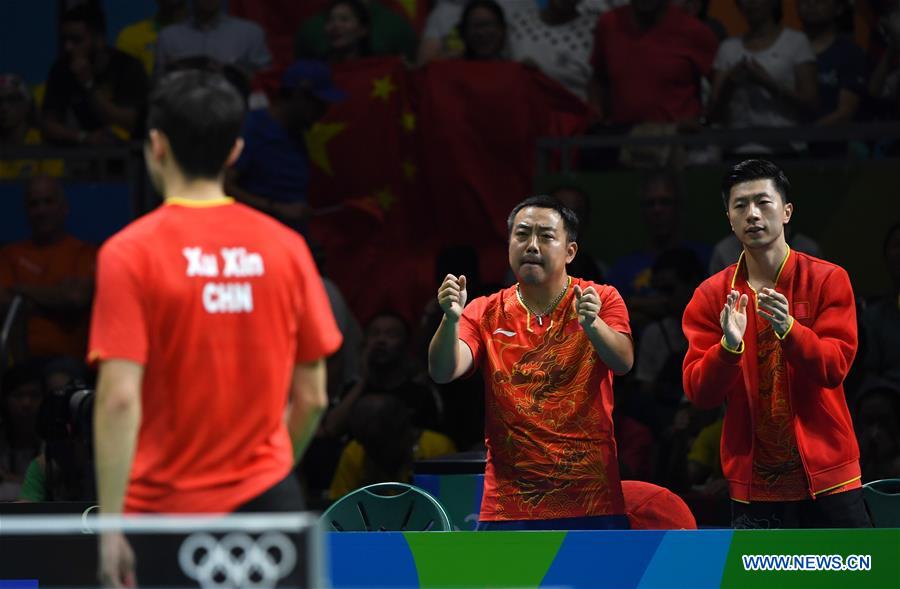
[707,0,818,154]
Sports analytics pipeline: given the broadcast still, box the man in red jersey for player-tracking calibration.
[428,195,634,530]
[90,70,342,586]
[682,159,871,528]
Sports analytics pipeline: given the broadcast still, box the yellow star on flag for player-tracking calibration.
[375,187,397,210]
[371,76,396,102]
[402,160,416,181]
[304,121,346,176]
[402,111,416,133]
[396,0,417,18]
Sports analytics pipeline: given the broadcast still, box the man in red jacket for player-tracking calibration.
[682,159,871,528]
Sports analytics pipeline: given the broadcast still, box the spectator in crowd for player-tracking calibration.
[0,176,96,360]
[0,74,63,179]
[225,60,345,232]
[708,226,822,275]
[862,222,900,389]
[18,367,96,503]
[606,171,709,331]
[799,0,866,155]
[155,0,271,80]
[324,311,443,438]
[854,384,900,482]
[0,364,43,501]
[552,185,606,283]
[417,0,468,64]
[634,248,705,426]
[115,0,189,76]
[590,0,718,129]
[296,0,417,62]
[42,4,148,146]
[418,245,488,452]
[507,0,597,101]
[329,394,456,500]
[672,0,727,39]
[323,0,373,63]
[460,0,509,61]
[868,4,900,120]
[654,400,718,492]
[707,0,818,156]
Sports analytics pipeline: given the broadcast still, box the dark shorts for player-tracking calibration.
[133,472,305,585]
[731,488,873,529]
[477,514,631,531]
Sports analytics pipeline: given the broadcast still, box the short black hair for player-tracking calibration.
[61,3,107,35]
[721,159,791,210]
[147,70,245,180]
[507,195,579,242]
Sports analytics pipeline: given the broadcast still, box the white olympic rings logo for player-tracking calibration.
[178,531,297,588]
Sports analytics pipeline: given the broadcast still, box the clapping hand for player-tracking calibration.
[720,290,748,349]
[757,288,792,338]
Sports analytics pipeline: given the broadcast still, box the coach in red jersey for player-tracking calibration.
[90,71,342,586]
[682,159,871,528]
[428,195,634,530]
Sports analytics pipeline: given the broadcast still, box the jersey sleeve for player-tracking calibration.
[458,295,488,370]
[598,284,631,335]
[292,236,343,363]
[88,238,149,365]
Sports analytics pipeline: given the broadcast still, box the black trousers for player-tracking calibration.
[731,488,873,529]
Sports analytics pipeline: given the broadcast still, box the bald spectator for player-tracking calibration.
[0,176,96,360]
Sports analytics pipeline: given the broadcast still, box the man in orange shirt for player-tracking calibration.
[90,71,342,586]
[428,195,634,530]
[0,175,95,360]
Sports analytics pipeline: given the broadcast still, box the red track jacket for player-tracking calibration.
[682,249,861,502]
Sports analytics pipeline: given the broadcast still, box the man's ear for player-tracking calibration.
[566,239,578,264]
[147,129,168,163]
[783,201,793,225]
[224,137,244,168]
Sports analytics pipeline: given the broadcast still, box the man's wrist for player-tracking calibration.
[774,316,795,340]
[721,335,744,354]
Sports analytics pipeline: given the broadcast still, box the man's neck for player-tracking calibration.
[164,176,229,202]
[743,238,789,288]
[519,274,570,311]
